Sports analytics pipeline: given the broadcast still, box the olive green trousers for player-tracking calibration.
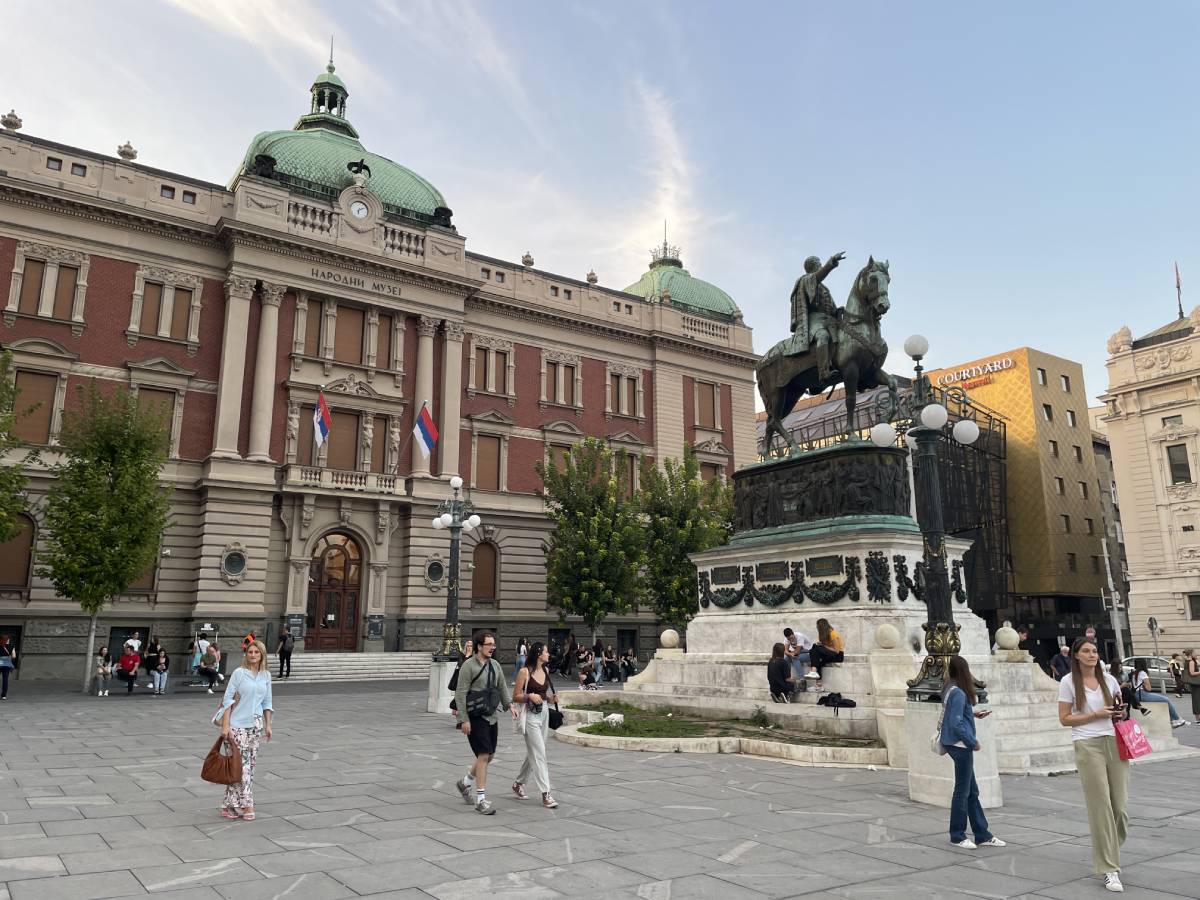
[1073,735,1129,874]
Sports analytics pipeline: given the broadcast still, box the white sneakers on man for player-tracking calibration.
[978,838,1006,847]
[1103,872,1124,892]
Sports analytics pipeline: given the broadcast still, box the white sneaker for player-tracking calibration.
[804,670,820,680]
[103,690,108,696]
[978,837,1006,847]
[1172,719,1187,728]
[217,673,225,681]
[207,688,214,694]
[951,839,977,849]
[1103,872,1124,892]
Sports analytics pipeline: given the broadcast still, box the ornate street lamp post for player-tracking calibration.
[871,335,984,702]
[431,475,482,660]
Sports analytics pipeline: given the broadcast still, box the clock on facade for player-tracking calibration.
[349,199,370,219]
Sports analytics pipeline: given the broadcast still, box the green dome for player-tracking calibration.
[623,244,739,319]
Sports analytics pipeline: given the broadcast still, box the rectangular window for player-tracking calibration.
[621,453,636,499]
[18,258,45,314]
[1037,368,1047,386]
[624,375,636,418]
[334,306,364,364]
[377,313,393,369]
[182,191,196,205]
[1066,409,1077,427]
[1086,518,1095,534]
[1079,481,1089,499]
[494,350,509,394]
[612,301,621,312]
[1042,404,1053,422]
[129,566,156,591]
[480,267,491,280]
[564,289,572,300]
[700,462,723,482]
[475,346,489,390]
[476,435,501,490]
[170,288,191,341]
[326,411,359,470]
[698,382,716,429]
[140,282,163,334]
[1167,444,1192,484]
[136,387,176,427]
[550,286,559,297]
[160,185,176,199]
[625,304,633,315]
[371,415,387,473]
[46,157,62,171]
[303,300,322,357]
[1073,445,1083,462]
[610,373,622,410]
[495,271,505,284]
[1061,374,1071,392]
[1061,514,1071,533]
[298,408,315,466]
[1091,556,1101,574]
[548,443,570,472]
[1189,594,1200,620]
[13,371,57,444]
[562,364,576,406]
[1049,439,1059,457]
[70,163,86,177]
[52,265,77,320]
[1067,553,1077,572]
[1163,415,1184,427]
[547,361,559,403]
[1054,476,1065,495]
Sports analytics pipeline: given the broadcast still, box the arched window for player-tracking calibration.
[472,542,498,602]
[0,514,35,587]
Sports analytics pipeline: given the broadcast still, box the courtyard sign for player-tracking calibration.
[934,356,1015,386]
[310,267,403,299]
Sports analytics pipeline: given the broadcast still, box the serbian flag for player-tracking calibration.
[413,403,438,458]
[313,390,332,447]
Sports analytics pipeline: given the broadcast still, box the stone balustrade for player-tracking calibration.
[284,464,404,495]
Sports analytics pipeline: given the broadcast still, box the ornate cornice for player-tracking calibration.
[472,334,513,352]
[607,361,642,378]
[543,347,581,364]
[138,263,203,290]
[17,240,87,266]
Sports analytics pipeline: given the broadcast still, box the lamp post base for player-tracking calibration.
[434,621,462,662]
[906,621,987,703]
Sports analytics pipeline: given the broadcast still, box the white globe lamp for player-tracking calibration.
[869,422,896,448]
[903,334,930,360]
[468,514,482,528]
[952,418,980,446]
[462,521,474,533]
[449,475,464,490]
[920,403,948,430]
[439,512,453,528]
[432,517,444,530]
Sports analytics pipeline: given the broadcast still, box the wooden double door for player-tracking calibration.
[306,532,362,652]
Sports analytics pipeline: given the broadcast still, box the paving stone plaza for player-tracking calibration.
[1,681,1199,900]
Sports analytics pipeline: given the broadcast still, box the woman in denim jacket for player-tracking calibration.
[939,655,1006,850]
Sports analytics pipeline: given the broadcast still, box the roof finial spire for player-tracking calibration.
[327,35,335,73]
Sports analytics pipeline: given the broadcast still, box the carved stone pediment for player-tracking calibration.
[693,438,732,456]
[1137,346,1193,371]
[542,418,584,437]
[5,337,78,361]
[1150,425,1199,443]
[472,334,513,352]
[469,408,515,428]
[543,347,581,365]
[325,372,380,397]
[607,429,647,447]
[127,356,196,378]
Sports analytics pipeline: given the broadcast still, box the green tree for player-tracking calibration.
[37,383,172,691]
[535,437,644,636]
[0,351,33,543]
[637,445,733,628]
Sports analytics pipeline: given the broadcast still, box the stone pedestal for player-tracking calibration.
[904,700,1002,808]
[427,658,455,714]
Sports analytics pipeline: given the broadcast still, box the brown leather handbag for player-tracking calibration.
[201,735,243,785]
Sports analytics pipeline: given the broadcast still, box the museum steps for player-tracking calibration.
[279,651,431,683]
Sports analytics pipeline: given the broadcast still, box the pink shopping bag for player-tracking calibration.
[1115,718,1152,760]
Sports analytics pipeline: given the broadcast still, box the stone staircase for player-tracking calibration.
[279,651,432,683]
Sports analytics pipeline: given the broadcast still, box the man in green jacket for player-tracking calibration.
[454,630,514,814]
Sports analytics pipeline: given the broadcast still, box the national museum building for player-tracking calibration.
[0,63,758,675]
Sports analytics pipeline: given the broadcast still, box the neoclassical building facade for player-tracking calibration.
[0,64,757,676]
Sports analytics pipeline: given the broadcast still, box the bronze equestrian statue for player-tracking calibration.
[758,255,897,453]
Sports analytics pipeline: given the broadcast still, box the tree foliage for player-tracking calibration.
[535,437,644,631]
[0,351,33,543]
[37,383,172,689]
[637,445,733,627]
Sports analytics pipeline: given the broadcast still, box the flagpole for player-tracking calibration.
[1177,262,1184,319]
[391,400,425,477]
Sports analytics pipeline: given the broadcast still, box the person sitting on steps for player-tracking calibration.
[807,618,845,691]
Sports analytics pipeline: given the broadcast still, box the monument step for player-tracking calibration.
[278,651,432,683]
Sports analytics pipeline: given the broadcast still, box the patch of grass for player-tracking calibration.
[579,717,707,739]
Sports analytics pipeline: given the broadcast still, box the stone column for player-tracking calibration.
[440,321,464,478]
[411,315,438,477]
[247,282,285,462]
[212,275,256,458]
[286,558,309,653]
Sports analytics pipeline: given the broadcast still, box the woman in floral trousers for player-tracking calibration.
[215,640,274,820]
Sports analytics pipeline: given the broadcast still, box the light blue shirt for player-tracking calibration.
[219,667,274,729]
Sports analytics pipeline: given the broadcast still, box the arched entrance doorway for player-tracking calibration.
[307,532,363,651]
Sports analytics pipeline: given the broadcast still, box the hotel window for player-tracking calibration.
[46,157,62,171]
[12,370,58,444]
[1163,415,1184,427]
[1067,553,1077,573]
[475,434,502,490]
[1091,556,1101,574]
[1061,514,1071,534]
[1167,444,1192,484]
[480,267,491,280]
[160,185,176,199]
[550,286,559,297]
[303,299,323,357]
[1086,518,1095,534]
[1066,409,1077,427]
[472,542,498,602]
[1042,404,1053,422]
[1073,445,1083,462]
[326,411,359,470]
[1189,594,1200,620]
[697,381,718,429]
[1049,439,1059,457]
[495,271,505,284]
[70,163,86,177]
[1060,374,1071,392]
[1079,481,1089,499]
[182,191,196,205]
[1037,368,1047,386]
[333,306,365,364]
[1054,476,1065,495]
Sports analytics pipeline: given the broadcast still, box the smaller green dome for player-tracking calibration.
[623,243,739,319]
[313,69,346,90]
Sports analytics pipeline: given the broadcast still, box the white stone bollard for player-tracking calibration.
[905,699,1002,809]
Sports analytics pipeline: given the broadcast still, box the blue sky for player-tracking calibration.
[7,1,1199,405]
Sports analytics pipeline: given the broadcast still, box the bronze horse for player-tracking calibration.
[758,257,897,453]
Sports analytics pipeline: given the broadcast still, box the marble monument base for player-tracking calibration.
[904,699,1002,809]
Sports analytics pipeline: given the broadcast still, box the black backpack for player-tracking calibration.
[282,632,295,652]
[817,692,857,715]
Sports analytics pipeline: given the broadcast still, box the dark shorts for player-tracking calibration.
[466,717,498,757]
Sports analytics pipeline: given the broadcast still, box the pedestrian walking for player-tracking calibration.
[563,633,577,676]
[512,641,559,808]
[1185,649,1200,725]
[115,643,141,694]
[1051,646,1072,681]
[1131,659,1186,727]
[276,629,294,679]
[0,634,16,699]
[513,636,527,682]
[1168,654,1185,697]
[453,630,514,815]
[215,639,274,821]
[938,655,1005,850]
[150,648,170,695]
[94,645,111,696]
[1058,636,1129,892]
